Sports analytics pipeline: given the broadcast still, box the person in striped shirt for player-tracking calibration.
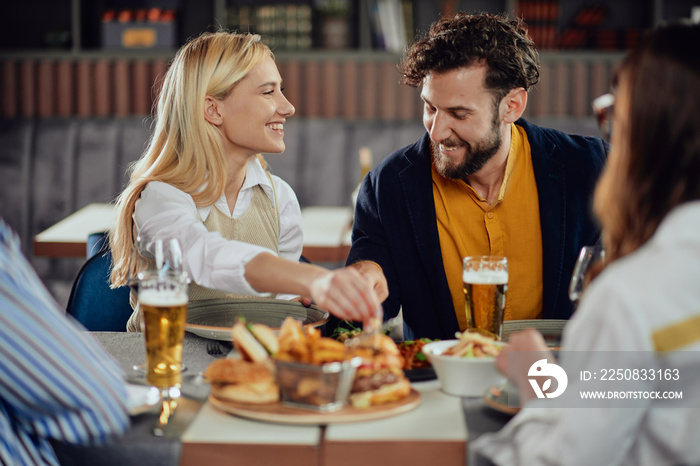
[0,219,129,465]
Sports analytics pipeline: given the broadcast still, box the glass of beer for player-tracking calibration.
[137,269,188,435]
[463,256,508,340]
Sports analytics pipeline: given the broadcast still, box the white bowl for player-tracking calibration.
[422,340,505,397]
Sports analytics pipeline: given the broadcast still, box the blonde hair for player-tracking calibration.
[109,32,272,287]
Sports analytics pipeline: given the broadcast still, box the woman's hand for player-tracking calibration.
[495,328,553,405]
[349,260,389,302]
[310,267,381,322]
[289,295,313,307]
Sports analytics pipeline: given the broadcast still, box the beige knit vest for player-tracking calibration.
[126,177,280,332]
[188,181,281,301]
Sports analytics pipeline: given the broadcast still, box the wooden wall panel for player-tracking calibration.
[553,62,569,116]
[571,62,588,118]
[531,61,550,118]
[360,61,378,120]
[37,61,54,118]
[132,60,151,115]
[591,62,610,104]
[341,61,358,120]
[93,61,112,117]
[0,54,623,120]
[76,60,92,117]
[303,61,321,118]
[321,61,339,118]
[113,61,131,117]
[20,61,36,118]
[56,60,74,117]
[2,60,18,117]
[379,61,398,120]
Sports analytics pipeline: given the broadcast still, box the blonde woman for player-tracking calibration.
[110,32,384,331]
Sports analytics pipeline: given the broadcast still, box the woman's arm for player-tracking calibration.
[244,252,381,322]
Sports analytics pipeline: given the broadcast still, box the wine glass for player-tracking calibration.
[569,244,605,306]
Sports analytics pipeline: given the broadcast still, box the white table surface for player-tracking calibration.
[34,203,115,244]
[324,379,467,442]
[181,402,321,445]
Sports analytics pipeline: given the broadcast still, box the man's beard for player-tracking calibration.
[432,114,503,181]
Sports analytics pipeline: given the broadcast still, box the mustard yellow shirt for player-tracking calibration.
[432,124,543,330]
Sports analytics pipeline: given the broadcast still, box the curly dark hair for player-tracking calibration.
[399,12,540,103]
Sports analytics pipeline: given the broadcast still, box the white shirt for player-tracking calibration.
[134,157,303,297]
[472,200,700,466]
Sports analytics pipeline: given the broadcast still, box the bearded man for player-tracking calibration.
[345,12,608,340]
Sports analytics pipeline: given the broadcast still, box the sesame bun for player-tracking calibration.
[212,381,279,404]
[349,378,411,408]
[347,335,411,407]
[205,358,279,404]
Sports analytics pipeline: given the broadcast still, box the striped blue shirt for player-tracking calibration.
[0,220,130,465]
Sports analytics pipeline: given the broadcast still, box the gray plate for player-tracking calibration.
[502,319,567,348]
[185,298,329,341]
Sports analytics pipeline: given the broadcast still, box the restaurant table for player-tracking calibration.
[33,203,353,263]
[52,332,510,466]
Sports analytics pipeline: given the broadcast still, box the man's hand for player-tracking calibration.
[349,260,389,302]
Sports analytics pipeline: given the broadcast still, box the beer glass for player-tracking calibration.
[137,268,188,436]
[130,237,188,373]
[569,244,605,306]
[463,256,508,340]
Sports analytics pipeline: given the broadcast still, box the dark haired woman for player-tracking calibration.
[475,23,700,466]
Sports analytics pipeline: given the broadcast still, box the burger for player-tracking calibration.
[347,334,412,408]
[204,357,279,404]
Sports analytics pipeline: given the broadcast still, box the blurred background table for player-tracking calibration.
[33,203,114,257]
[33,203,353,265]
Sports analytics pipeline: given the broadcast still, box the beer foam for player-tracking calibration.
[463,270,508,284]
[139,288,188,306]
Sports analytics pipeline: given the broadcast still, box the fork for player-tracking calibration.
[206,341,224,356]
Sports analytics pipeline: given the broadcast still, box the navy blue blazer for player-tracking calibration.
[345,119,608,340]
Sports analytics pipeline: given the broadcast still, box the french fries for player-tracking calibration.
[444,331,502,358]
[274,317,354,408]
[276,317,350,365]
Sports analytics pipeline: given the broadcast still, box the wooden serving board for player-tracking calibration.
[209,389,421,425]
[483,385,520,416]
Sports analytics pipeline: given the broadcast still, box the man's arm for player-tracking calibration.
[0,222,129,447]
[347,174,401,320]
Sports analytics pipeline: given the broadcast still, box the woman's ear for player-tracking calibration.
[500,87,528,124]
[203,95,223,126]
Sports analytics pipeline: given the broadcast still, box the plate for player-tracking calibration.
[404,367,436,382]
[502,319,566,348]
[483,384,520,416]
[208,388,421,424]
[126,383,160,416]
[185,298,329,341]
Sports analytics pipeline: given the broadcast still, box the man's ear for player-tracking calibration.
[500,87,527,124]
[203,95,223,126]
